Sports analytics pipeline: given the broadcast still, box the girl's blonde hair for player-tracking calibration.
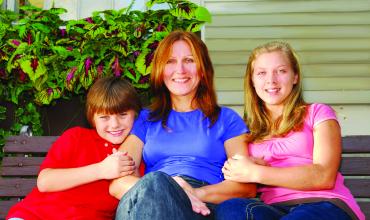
[244,41,307,142]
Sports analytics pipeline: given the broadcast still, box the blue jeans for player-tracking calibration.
[115,171,214,220]
[215,198,352,220]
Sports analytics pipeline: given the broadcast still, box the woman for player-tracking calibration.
[109,30,256,220]
[216,41,365,220]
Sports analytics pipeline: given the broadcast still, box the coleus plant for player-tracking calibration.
[0,0,211,152]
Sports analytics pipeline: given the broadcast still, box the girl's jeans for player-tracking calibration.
[215,198,352,220]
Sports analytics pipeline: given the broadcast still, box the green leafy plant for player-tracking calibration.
[0,0,211,158]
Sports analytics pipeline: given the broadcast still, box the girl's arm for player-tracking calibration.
[109,134,144,199]
[194,134,257,204]
[223,119,341,190]
[37,149,135,192]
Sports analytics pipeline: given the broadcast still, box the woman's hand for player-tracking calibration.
[173,176,211,216]
[222,155,268,183]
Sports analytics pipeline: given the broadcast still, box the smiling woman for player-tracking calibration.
[108,30,256,220]
[163,40,200,105]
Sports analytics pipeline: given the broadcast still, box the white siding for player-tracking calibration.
[203,0,370,135]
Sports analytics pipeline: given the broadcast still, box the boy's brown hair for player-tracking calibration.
[86,76,142,127]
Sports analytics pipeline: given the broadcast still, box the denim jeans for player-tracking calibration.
[115,171,214,220]
[215,198,352,220]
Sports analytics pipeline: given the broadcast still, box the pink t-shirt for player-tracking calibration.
[248,103,365,220]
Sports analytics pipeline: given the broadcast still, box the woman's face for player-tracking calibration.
[163,40,200,101]
[252,51,298,114]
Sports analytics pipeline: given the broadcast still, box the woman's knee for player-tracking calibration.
[139,171,174,191]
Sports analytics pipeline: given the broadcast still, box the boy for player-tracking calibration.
[7,76,141,220]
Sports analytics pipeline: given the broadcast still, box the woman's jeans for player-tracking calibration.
[215,198,352,220]
[115,171,214,220]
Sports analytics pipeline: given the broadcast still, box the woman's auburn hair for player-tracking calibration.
[244,41,307,142]
[149,30,220,127]
[86,76,142,127]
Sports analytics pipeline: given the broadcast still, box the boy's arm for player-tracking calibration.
[109,134,144,199]
[37,149,135,192]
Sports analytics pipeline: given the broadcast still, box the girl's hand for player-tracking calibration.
[98,148,135,179]
[222,155,266,183]
[173,176,211,216]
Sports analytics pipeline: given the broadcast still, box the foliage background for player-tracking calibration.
[0,0,211,158]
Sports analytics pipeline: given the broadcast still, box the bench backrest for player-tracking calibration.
[1,135,370,219]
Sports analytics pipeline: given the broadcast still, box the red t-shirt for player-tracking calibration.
[7,127,120,220]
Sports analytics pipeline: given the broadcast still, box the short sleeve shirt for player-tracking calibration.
[131,107,249,184]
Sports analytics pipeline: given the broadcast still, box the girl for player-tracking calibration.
[216,41,365,220]
[7,76,141,220]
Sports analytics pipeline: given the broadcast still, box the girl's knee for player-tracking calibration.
[215,198,258,220]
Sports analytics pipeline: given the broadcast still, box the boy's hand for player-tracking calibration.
[98,148,135,179]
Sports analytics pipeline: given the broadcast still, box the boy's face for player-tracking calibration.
[93,110,136,144]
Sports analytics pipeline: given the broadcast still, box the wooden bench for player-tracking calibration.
[1,135,370,219]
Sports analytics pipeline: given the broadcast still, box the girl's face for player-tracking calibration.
[163,40,200,101]
[93,110,136,144]
[252,51,298,114]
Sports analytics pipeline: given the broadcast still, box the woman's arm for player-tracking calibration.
[195,134,257,204]
[37,149,135,192]
[223,119,341,191]
[109,135,144,199]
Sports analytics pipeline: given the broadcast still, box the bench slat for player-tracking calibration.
[358,202,370,219]
[4,135,368,153]
[340,157,370,175]
[1,157,44,177]
[3,157,368,176]
[0,178,36,197]
[4,136,58,153]
[0,200,18,220]
[344,179,370,198]
[342,135,370,153]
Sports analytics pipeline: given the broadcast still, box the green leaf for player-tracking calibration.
[112,45,127,57]
[33,74,48,91]
[10,86,25,104]
[19,58,47,83]
[7,42,28,72]
[79,71,94,90]
[34,88,60,105]
[195,6,212,23]
[17,25,27,39]
[133,82,150,89]
[52,46,69,57]
[186,22,203,32]
[34,90,50,105]
[0,106,6,114]
[31,23,51,33]
[49,8,68,15]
